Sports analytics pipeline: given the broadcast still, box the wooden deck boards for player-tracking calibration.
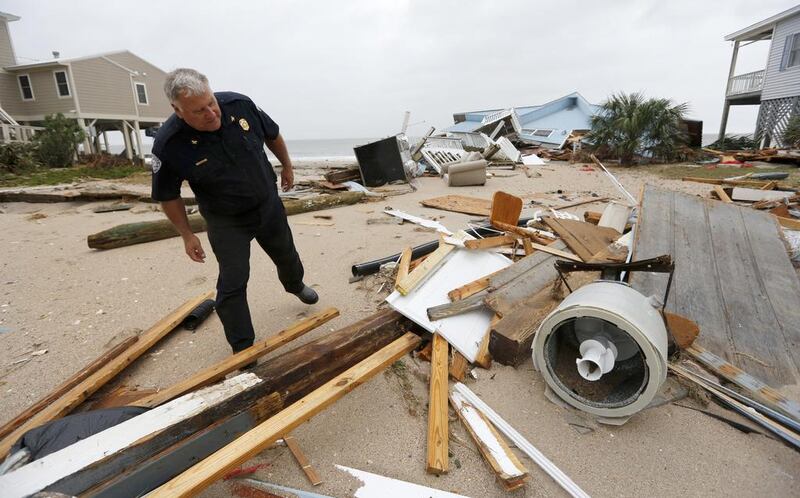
[630,186,800,386]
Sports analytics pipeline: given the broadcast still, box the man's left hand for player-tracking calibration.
[281,165,294,192]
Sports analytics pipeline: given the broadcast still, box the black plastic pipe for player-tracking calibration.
[351,217,534,276]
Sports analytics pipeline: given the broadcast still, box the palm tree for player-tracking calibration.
[589,92,688,165]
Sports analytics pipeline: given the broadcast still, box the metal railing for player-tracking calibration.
[727,70,765,96]
[0,124,43,144]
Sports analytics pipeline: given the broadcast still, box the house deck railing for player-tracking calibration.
[727,70,765,97]
[0,124,43,144]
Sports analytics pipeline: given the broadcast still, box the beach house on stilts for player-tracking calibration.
[718,5,800,147]
[0,11,171,160]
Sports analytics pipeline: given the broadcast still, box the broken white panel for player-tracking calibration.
[598,202,631,233]
[731,187,794,202]
[496,136,522,162]
[450,391,527,479]
[383,209,453,236]
[420,137,466,174]
[522,154,545,166]
[0,373,262,498]
[337,465,469,498]
[342,181,376,195]
[386,248,511,362]
[453,383,590,498]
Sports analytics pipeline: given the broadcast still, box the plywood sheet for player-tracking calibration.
[630,185,800,386]
[420,195,492,217]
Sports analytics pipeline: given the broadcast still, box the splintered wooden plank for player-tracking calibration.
[543,217,619,261]
[284,435,322,486]
[396,247,412,287]
[485,257,561,318]
[427,334,449,474]
[396,242,455,296]
[148,333,421,497]
[0,291,215,459]
[527,242,581,262]
[450,391,528,490]
[420,195,492,216]
[473,316,497,369]
[134,308,340,408]
[449,351,470,381]
[464,235,516,250]
[630,185,800,386]
[447,269,501,301]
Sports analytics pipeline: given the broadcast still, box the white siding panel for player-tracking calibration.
[105,51,171,120]
[71,57,136,115]
[0,20,16,68]
[762,13,800,100]
[0,73,24,115]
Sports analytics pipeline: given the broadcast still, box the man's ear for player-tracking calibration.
[171,103,182,118]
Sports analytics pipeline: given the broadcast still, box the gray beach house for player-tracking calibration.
[719,5,800,147]
[0,11,171,159]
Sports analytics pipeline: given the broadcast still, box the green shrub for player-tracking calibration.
[589,92,688,165]
[784,115,800,149]
[0,142,38,173]
[35,113,85,168]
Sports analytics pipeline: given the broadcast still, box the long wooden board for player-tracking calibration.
[133,308,340,408]
[0,291,214,459]
[630,185,800,386]
[427,334,449,474]
[396,242,455,296]
[420,195,492,216]
[542,217,619,262]
[147,333,421,497]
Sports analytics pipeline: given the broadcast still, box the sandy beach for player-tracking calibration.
[1,160,798,497]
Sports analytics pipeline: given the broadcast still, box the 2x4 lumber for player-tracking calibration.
[528,241,582,262]
[147,333,421,497]
[427,292,486,321]
[522,237,534,255]
[87,192,365,250]
[449,351,470,382]
[464,235,516,250]
[283,435,322,486]
[447,269,502,301]
[0,335,138,442]
[0,290,214,460]
[473,316,497,369]
[713,185,733,203]
[396,242,455,295]
[396,247,412,287]
[492,221,552,245]
[133,308,340,408]
[449,391,528,490]
[427,334,449,474]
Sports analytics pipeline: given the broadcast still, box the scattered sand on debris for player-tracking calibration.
[1,160,798,497]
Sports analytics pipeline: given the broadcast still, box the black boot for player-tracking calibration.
[293,284,319,305]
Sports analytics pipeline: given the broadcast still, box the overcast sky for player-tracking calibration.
[4,0,797,140]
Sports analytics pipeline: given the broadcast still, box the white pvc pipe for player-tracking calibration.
[453,383,590,498]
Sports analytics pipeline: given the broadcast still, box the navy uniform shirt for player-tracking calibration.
[151,92,280,216]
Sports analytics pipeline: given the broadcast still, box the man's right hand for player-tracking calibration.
[183,234,206,263]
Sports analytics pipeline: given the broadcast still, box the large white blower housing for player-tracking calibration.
[531,281,668,422]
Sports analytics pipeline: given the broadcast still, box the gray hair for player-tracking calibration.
[164,68,210,103]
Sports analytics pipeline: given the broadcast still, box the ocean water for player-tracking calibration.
[107,137,377,160]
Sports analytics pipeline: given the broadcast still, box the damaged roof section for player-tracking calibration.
[448,92,601,149]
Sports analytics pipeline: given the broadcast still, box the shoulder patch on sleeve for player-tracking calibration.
[151,156,162,174]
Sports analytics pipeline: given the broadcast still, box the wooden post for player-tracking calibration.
[718,39,739,142]
[121,122,133,161]
[133,120,144,161]
[102,131,109,154]
[77,117,93,155]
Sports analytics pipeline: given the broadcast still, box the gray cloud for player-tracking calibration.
[4,0,795,139]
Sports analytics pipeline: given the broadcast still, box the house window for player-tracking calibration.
[135,82,148,105]
[17,74,34,100]
[787,33,800,68]
[54,70,71,97]
[524,129,553,137]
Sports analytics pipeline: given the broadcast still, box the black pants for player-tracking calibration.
[204,198,304,353]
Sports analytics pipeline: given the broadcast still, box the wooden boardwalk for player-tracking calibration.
[630,185,800,386]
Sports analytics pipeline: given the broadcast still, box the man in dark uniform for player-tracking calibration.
[151,68,318,355]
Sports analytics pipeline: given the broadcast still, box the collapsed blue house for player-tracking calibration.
[447,92,601,149]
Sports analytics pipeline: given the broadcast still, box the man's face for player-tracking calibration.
[173,87,221,132]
